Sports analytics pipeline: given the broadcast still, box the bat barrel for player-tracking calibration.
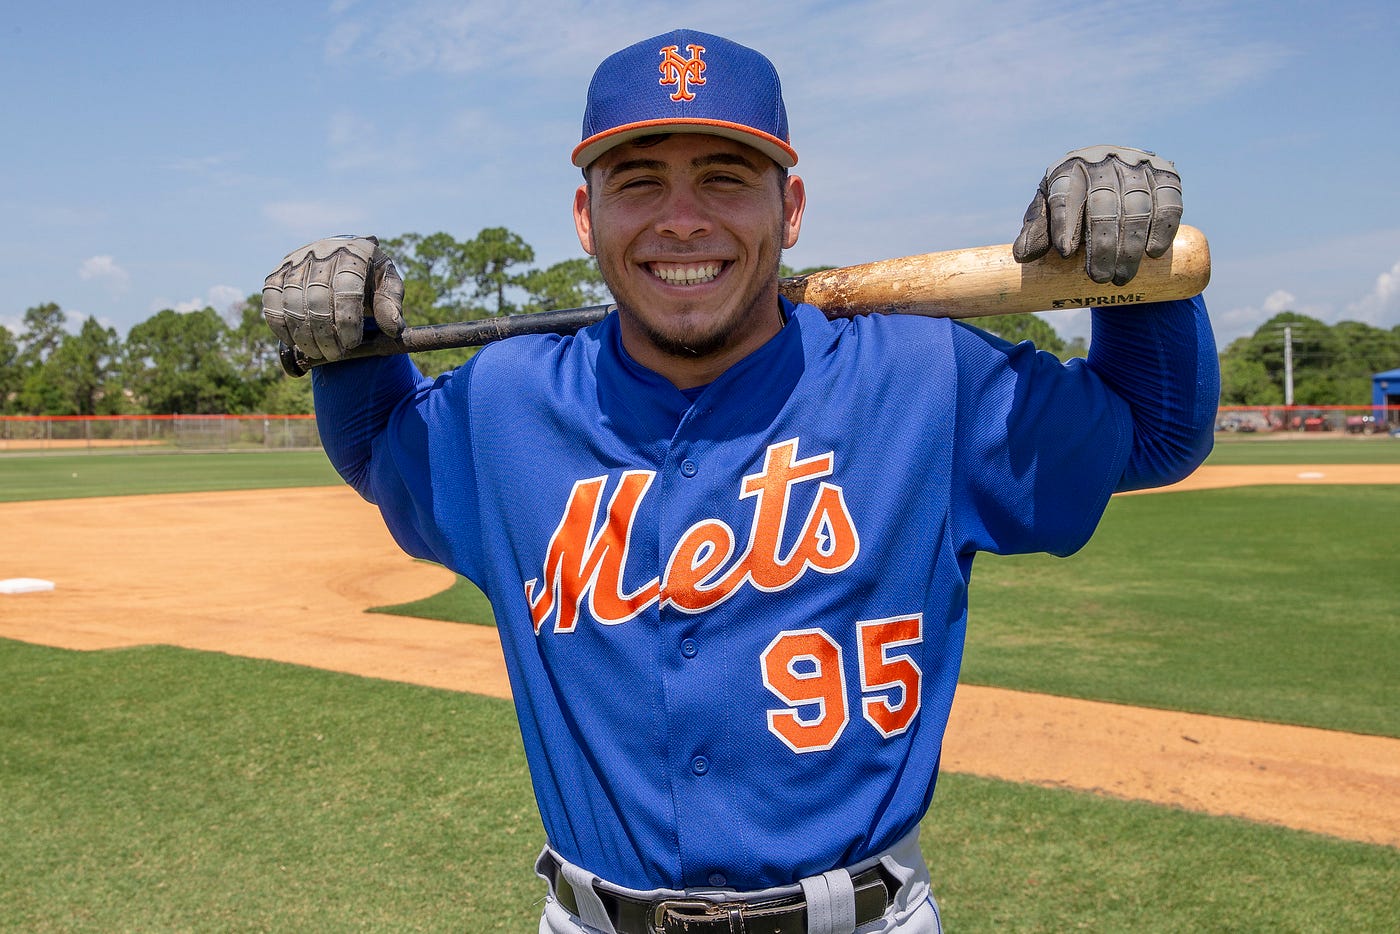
[782,225,1210,320]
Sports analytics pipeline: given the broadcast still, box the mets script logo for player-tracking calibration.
[525,439,860,634]
[658,43,706,102]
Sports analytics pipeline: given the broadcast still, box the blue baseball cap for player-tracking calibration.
[573,29,797,169]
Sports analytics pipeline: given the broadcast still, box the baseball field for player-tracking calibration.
[2,438,1398,931]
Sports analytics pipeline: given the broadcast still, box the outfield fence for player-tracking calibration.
[1216,404,1398,435]
[0,415,321,453]
[3,406,1397,455]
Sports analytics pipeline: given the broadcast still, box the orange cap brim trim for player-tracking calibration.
[572,118,798,168]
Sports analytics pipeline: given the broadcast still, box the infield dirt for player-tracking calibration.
[3,463,1398,848]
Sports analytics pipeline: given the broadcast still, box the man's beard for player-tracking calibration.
[608,243,788,363]
[617,304,742,359]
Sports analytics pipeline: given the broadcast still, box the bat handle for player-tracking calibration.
[276,304,618,377]
[278,330,425,377]
[279,342,311,378]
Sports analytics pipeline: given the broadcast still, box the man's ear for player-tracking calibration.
[782,174,806,249]
[573,185,596,255]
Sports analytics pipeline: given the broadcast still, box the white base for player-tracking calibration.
[0,578,56,594]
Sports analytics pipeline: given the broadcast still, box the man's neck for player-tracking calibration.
[617,303,789,391]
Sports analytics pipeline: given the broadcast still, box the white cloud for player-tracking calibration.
[157,285,251,316]
[1262,290,1297,315]
[1213,289,1334,347]
[208,285,249,312]
[1345,258,1400,329]
[79,255,131,292]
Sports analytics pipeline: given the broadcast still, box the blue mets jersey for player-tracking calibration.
[313,296,1215,892]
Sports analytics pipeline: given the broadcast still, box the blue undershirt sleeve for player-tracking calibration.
[1084,295,1219,492]
[311,355,446,562]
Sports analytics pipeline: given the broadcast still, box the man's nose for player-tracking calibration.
[655,186,711,240]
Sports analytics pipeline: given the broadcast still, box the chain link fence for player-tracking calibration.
[0,415,321,453]
[1216,405,1399,435]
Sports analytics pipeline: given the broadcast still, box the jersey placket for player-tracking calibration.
[653,396,751,889]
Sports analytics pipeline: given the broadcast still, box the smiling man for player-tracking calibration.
[573,133,804,387]
[263,29,1217,934]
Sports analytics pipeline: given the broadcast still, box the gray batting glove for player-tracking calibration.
[1012,145,1183,286]
[262,235,406,362]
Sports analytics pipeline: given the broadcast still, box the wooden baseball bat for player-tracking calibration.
[280,225,1209,376]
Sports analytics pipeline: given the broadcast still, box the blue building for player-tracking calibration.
[1374,368,1400,429]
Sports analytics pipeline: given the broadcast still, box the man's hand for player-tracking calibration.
[1012,145,1183,286]
[262,236,406,362]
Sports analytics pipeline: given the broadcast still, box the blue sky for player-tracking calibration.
[5,0,1399,350]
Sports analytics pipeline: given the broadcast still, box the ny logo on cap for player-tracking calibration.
[658,43,706,102]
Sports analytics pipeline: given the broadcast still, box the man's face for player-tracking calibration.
[573,134,805,387]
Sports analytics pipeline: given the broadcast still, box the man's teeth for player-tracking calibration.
[652,262,721,285]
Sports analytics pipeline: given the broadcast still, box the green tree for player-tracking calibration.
[124,307,253,414]
[15,302,73,414]
[466,227,535,316]
[517,258,609,313]
[227,293,286,410]
[1219,341,1278,405]
[381,231,478,322]
[1327,320,1400,401]
[17,302,68,367]
[43,317,122,415]
[1242,313,1332,397]
[258,372,315,414]
[1216,312,1400,406]
[0,324,20,413]
[975,312,1068,358]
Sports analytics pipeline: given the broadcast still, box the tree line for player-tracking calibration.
[0,227,613,417]
[4,226,1396,416]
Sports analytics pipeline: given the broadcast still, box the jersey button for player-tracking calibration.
[681,639,698,658]
[708,873,728,887]
[691,756,709,775]
[680,459,698,478]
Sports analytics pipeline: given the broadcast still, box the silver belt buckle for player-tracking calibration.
[651,895,731,932]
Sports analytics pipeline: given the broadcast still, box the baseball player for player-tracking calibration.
[263,29,1217,934]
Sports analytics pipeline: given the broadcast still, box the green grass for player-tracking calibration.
[0,641,541,932]
[4,435,1398,929]
[0,450,342,501]
[372,572,497,626]
[963,485,1400,737]
[2,438,1392,505]
[925,773,1399,932]
[1206,435,1400,465]
[2,640,1395,932]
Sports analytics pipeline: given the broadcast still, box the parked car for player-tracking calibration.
[1289,410,1344,432]
[1216,412,1269,433]
[1346,414,1381,435]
